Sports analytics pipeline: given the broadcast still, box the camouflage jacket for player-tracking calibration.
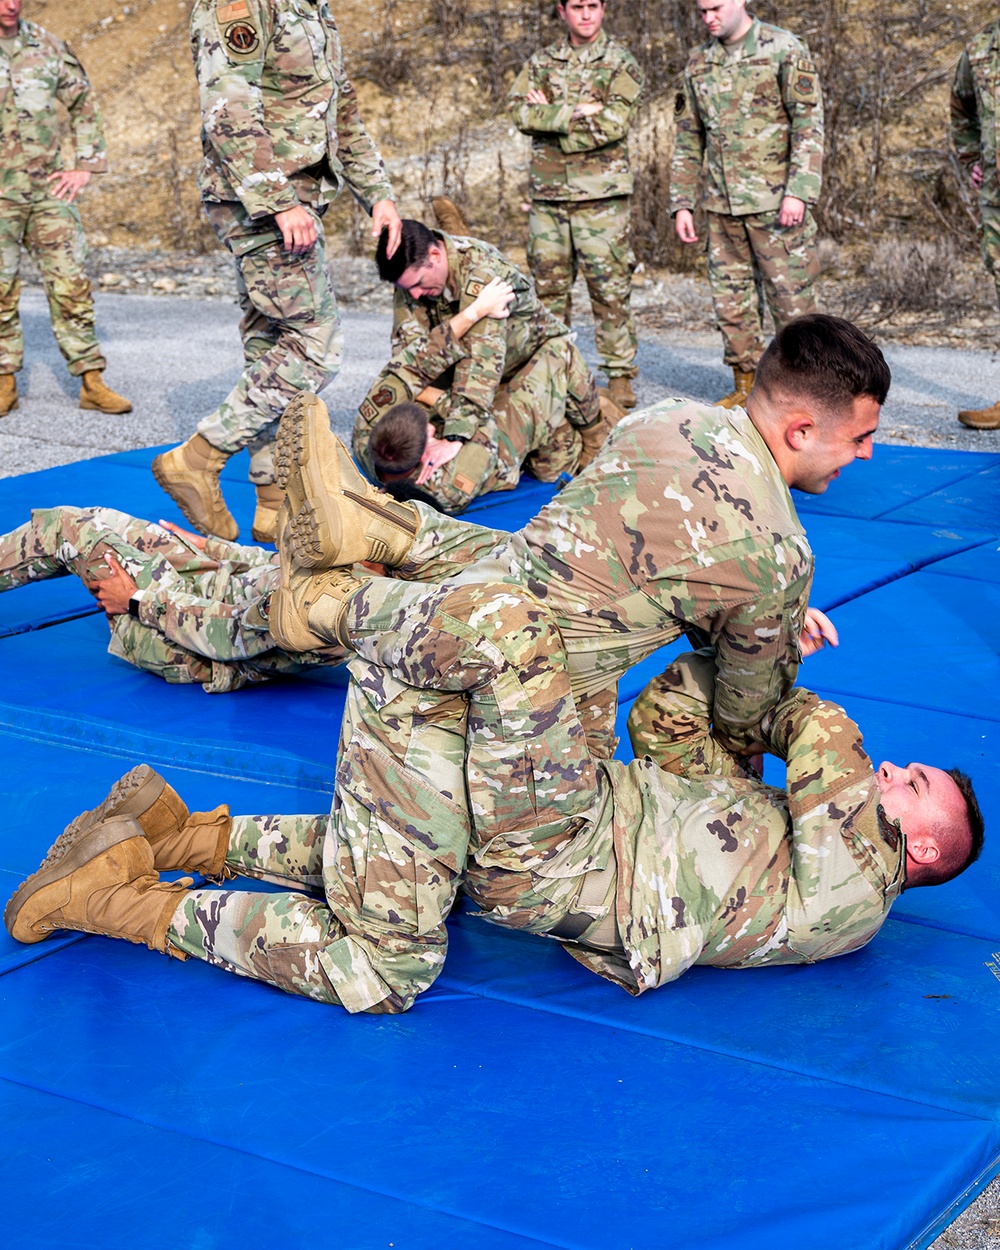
[951,21,1000,205]
[398,398,814,756]
[670,18,823,216]
[570,652,905,993]
[508,30,643,202]
[0,20,107,204]
[379,232,570,444]
[189,0,393,219]
[354,334,586,513]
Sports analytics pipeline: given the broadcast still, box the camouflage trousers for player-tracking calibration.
[706,209,819,370]
[168,578,601,1011]
[0,194,104,376]
[413,336,596,514]
[979,201,1000,313]
[528,195,637,378]
[0,505,303,691]
[197,199,344,486]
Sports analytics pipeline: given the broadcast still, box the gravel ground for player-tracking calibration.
[0,271,998,1248]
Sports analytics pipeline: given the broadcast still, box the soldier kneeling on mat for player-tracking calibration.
[353,219,623,513]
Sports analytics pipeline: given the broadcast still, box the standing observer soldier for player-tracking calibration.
[671,0,823,409]
[153,0,401,545]
[951,14,1000,430]
[0,0,131,419]
[508,0,642,411]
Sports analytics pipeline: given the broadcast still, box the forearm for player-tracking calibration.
[333,74,395,209]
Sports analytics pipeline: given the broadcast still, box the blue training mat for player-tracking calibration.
[0,443,998,1250]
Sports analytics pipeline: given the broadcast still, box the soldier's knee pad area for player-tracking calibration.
[2,447,999,1247]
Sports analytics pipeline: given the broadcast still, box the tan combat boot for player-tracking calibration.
[276,392,418,569]
[59,763,231,877]
[252,482,284,543]
[957,401,1000,429]
[79,370,133,414]
[270,554,366,653]
[431,196,471,236]
[0,373,17,416]
[4,815,192,955]
[716,367,755,409]
[578,391,627,471]
[607,375,636,411]
[152,433,239,541]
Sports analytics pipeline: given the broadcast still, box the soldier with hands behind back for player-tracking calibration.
[509,0,642,411]
[671,0,823,409]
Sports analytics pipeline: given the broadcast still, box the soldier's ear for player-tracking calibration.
[783,413,816,451]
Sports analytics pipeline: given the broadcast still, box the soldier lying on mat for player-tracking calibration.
[353,219,621,513]
[0,505,343,692]
[5,642,982,1011]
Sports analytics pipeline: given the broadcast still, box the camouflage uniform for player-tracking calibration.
[167,631,902,1007]
[0,20,107,378]
[0,505,342,691]
[357,322,596,514]
[671,18,823,370]
[509,31,642,380]
[190,0,394,485]
[354,231,599,511]
[393,397,814,761]
[951,21,1000,310]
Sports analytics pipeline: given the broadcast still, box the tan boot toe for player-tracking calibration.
[0,373,17,416]
[252,482,284,543]
[79,370,133,414]
[957,401,1000,429]
[152,434,239,540]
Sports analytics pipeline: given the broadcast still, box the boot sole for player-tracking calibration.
[62,765,168,845]
[4,816,146,942]
[957,418,1000,429]
[0,400,18,416]
[80,400,133,414]
[275,394,346,568]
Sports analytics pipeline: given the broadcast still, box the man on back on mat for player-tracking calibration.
[352,218,620,514]
[0,504,343,692]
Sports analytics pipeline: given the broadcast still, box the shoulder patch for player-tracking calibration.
[359,398,379,424]
[796,56,817,74]
[224,19,260,56]
[792,71,817,100]
[371,384,398,410]
[464,278,486,299]
[217,1,249,20]
[626,61,641,85]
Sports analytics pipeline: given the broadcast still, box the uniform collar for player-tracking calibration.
[552,29,609,63]
[705,16,760,63]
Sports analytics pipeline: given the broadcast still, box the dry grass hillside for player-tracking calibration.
[24,0,1000,335]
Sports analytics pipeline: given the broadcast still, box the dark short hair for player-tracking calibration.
[754,314,891,412]
[370,402,429,480]
[376,220,440,284]
[931,767,986,885]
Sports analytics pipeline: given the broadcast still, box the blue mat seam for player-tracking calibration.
[442,925,1000,1121]
[0,711,336,793]
[874,461,1000,521]
[819,534,1000,612]
[0,1071,575,1250]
